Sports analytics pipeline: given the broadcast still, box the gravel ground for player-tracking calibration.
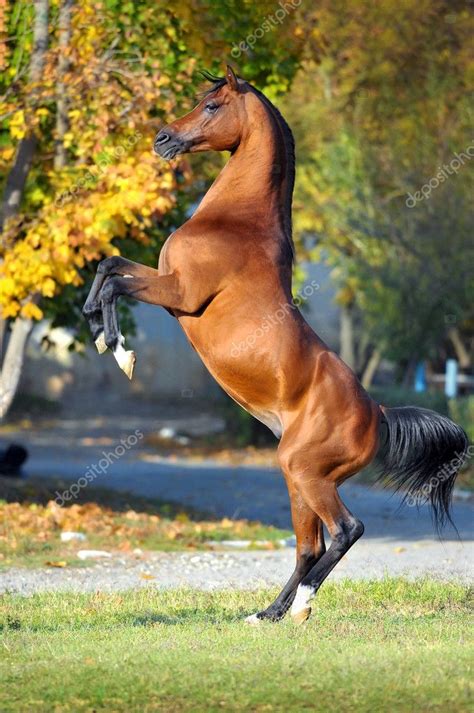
[2,539,473,596]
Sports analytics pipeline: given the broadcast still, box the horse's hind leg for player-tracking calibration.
[289,480,364,624]
[246,483,326,624]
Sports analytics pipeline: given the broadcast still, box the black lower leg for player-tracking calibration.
[94,275,136,378]
[255,551,320,621]
[82,272,108,340]
[296,517,364,606]
[252,490,326,622]
[101,282,121,352]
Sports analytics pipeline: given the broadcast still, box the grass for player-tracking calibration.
[0,477,291,569]
[0,579,472,712]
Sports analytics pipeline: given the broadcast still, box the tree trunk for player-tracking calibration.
[0,318,6,360]
[1,0,49,229]
[355,329,370,377]
[0,0,49,421]
[361,348,382,390]
[1,135,38,229]
[402,356,418,388]
[0,318,34,418]
[448,327,470,369]
[339,303,356,369]
[54,0,73,170]
[29,0,49,80]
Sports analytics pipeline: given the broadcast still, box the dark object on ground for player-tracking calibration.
[0,444,28,477]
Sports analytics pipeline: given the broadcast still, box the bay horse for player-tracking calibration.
[83,66,468,624]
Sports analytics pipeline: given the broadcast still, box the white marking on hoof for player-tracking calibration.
[245,613,262,626]
[95,332,107,354]
[290,584,314,624]
[113,338,136,380]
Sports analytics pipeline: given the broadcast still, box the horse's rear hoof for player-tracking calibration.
[95,332,107,354]
[245,613,263,626]
[291,607,311,625]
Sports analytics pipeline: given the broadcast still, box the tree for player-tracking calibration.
[0,0,50,417]
[0,0,309,418]
[282,0,473,384]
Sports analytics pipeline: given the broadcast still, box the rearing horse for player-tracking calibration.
[83,66,468,624]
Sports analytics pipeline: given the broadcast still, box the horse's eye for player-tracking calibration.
[205,102,219,114]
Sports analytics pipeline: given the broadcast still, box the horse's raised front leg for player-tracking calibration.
[82,256,155,355]
[82,270,109,353]
[98,267,205,379]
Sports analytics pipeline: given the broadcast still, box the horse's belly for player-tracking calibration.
[178,315,284,438]
[212,375,283,439]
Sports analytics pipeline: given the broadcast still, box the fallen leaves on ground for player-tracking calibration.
[45,560,67,568]
[0,498,286,568]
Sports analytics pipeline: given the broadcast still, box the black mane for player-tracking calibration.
[199,70,227,96]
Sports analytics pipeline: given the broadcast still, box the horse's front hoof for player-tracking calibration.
[95,332,107,354]
[291,607,311,625]
[121,350,136,380]
[111,334,136,379]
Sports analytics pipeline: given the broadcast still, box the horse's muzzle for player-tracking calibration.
[153,130,188,160]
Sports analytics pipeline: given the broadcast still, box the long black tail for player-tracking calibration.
[377,406,469,531]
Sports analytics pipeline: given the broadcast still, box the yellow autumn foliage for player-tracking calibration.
[0,0,196,320]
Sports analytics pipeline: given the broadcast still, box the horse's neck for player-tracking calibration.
[195,117,288,230]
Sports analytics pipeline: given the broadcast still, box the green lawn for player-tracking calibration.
[1,579,472,712]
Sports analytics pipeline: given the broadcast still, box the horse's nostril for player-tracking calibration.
[155,132,170,145]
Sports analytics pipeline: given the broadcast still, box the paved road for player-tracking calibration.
[1,415,473,591]
[12,415,473,539]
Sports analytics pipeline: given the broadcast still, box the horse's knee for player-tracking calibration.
[97,256,122,275]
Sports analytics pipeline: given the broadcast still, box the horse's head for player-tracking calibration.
[154,66,247,160]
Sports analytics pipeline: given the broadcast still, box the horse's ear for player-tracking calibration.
[226,65,239,92]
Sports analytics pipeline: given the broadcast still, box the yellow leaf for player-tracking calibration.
[45,560,67,568]
[21,302,43,320]
[1,147,14,161]
[10,110,26,139]
[2,302,20,318]
[41,277,56,298]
